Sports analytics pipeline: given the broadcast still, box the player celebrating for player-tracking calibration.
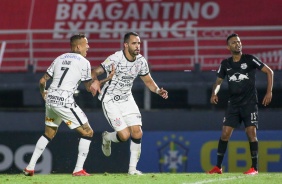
[91,31,168,175]
[23,34,100,176]
[208,33,273,175]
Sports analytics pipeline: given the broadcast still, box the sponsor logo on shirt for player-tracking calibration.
[228,73,249,82]
[241,63,247,69]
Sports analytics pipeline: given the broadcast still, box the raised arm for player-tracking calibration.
[140,73,168,99]
[39,73,51,100]
[210,77,224,104]
[260,65,273,106]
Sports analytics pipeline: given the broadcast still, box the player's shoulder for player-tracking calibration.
[243,53,255,60]
[242,54,263,65]
[135,54,147,63]
[136,53,145,60]
[220,57,231,65]
[107,50,122,60]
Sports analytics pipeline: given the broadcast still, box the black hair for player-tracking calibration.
[226,33,238,44]
[70,33,86,47]
[124,32,139,43]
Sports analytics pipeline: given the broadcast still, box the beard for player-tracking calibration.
[129,49,139,56]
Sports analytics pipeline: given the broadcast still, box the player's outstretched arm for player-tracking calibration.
[140,74,168,99]
[156,87,168,99]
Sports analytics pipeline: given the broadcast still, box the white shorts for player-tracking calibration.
[45,104,89,129]
[102,95,142,131]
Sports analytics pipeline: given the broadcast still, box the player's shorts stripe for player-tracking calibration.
[102,102,114,129]
[101,86,109,102]
[70,108,83,126]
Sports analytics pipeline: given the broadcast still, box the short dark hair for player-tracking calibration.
[226,33,238,44]
[124,32,139,43]
[70,33,86,47]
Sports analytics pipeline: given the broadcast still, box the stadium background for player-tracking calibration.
[0,0,281,174]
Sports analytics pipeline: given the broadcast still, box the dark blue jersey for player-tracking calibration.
[217,54,265,106]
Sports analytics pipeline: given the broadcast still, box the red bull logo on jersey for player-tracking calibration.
[228,73,249,82]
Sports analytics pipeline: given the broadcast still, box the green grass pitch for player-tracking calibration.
[1,173,282,184]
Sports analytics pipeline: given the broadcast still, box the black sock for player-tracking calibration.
[216,138,228,168]
[250,141,258,171]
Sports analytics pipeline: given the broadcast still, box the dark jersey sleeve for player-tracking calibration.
[247,54,265,70]
[216,59,227,79]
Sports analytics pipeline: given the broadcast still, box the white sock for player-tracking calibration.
[73,138,91,173]
[26,136,49,170]
[106,131,120,143]
[129,140,141,171]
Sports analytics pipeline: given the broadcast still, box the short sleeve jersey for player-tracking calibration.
[217,54,265,106]
[99,50,150,102]
[46,53,92,107]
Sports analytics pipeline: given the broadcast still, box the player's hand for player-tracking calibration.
[262,91,272,106]
[157,88,168,99]
[41,90,47,101]
[90,80,101,96]
[210,94,218,104]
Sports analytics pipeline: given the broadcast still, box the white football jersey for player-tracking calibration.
[46,53,92,107]
[99,50,149,102]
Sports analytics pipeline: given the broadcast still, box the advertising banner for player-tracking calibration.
[1,0,281,72]
[0,132,129,174]
[139,131,282,173]
[1,130,281,174]
[1,0,281,40]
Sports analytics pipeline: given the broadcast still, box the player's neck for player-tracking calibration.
[232,53,242,62]
[123,50,136,62]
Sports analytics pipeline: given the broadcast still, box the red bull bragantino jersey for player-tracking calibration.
[217,54,265,106]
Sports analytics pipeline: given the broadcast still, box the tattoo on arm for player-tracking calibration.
[39,73,50,93]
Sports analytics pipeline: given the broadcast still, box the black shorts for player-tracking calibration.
[223,103,258,129]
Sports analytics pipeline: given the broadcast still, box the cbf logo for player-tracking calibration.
[157,134,189,172]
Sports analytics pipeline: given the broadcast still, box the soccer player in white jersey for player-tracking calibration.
[23,34,100,176]
[91,32,168,175]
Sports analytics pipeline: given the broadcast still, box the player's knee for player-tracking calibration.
[117,131,130,142]
[44,132,56,140]
[130,126,143,138]
[131,129,143,139]
[247,135,257,142]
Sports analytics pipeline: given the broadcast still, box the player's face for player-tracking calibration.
[78,37,89,57]
[126,35,141,57]
[227,36,242,54]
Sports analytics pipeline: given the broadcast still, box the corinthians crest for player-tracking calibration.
[157,134,189,172]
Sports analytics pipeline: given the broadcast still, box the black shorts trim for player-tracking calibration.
[70,108,83,126]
